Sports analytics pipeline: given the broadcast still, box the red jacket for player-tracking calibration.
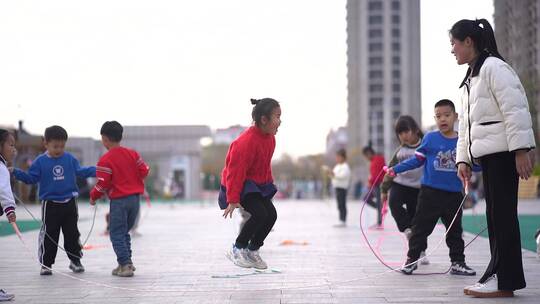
[368,154,385,187]
[90,146,149,201]
[221,126,275,203]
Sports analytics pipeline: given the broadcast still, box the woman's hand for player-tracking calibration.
[457,163,472,186]
[223,202,241,218]
[515,150,533,180]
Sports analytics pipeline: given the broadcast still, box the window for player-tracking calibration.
[369,70,383,78]
[392,70,400,79]
[392,28,400,38]
[392,15,400,24]
[392,83,401,92]
[369,97,383,106]
[377,138,384,146]
[370,84,383,92]
[392,97,401,106]
[392,42,400,51]
[369,43,383,52]
[368,1,382,10]
[392,1,400,10]
[369,57,383,64]
[392,56,401,64]
[393,111,401,119]
[369,29,383,38]
[369,15,383,24]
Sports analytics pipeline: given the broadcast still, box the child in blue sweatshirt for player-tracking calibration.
[12,126,96,275]
[387,99,476,276]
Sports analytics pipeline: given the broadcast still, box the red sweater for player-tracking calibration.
[90,146,149,201]
[221,126,275,203]
[368,154,386,187]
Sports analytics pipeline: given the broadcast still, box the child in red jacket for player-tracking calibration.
[220,98,281,270]
[90,121,149,277]
[362,146,386,228]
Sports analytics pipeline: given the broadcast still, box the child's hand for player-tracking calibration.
[383,166,396,177]
[7,212,16,223]
[89,199,96,206]
[223,202,240,218]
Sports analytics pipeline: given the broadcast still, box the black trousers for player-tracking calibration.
[39,199,82,267]
[388,183,420,232]
[479,151,526,290]
[335,187,347,222]
[407,186,465,262]
[235,193,277,251]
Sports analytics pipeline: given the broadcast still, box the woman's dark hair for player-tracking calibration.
[395,115,423,142]
[251,98,280,126]
[44,125,68,142]
[450,19,504,61]
[100,121,124,142]
[336,148,347,160]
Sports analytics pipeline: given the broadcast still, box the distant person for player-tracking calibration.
[386,99,476,277]
[219,98,281,270]
[0,129,17,302]
[327,149,351,227]
[380,115,429,264]
[452,19,535,298]
[90,121,150,277]
[12,126,96,275]
[362,146,385,228]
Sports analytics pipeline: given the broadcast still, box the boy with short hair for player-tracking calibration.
[90,121,149,277]
[362,146,386,228]
[13,125,96,275]
[387,99,476,276]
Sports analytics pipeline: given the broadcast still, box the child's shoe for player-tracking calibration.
[225,245,251,268]
[0,289,14,302]
[112,264,134,277]
[400,258,417,275]
[450,261,476,276]
[245,249,268,270]
[69,260,85,273]
[467,275,514,298]
[40,266,52,276]
[535,228,540,258]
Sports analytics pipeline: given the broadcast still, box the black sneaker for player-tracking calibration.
[400,258,418,275]
[40,266,52,275]
[450,261,476,276]
[69,260,85,273]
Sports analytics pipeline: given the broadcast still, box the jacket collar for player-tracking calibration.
[459,51,490,88]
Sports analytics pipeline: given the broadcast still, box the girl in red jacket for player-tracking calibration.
[220,98,281,270]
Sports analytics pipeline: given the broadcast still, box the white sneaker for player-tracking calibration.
[463,282,482,295]
[0,289,14,302]
[467,275,514,298]
[333,221,346,228]
[535,229,540,258]
[245,249,268,269]
[225,245,251,268]
[419,251,429,265]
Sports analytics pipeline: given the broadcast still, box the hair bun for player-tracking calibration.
[250,98,259,105]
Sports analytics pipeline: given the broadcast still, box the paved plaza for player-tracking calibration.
[1,199,539,303]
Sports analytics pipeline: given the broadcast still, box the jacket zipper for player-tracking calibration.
[464,79,474,164]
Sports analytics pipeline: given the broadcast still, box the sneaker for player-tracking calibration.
[535,228,540,258]
[450,261,476,276]
[245,250,268,270]
[463,282,483,295]
[69,260,85,273]
[419,251,429,265]
[40,266,52,276]
[467,275,514,298]
[0,289,14,302]
[403,228,412,240]
[127,263,136,272]
[225,245,251,268]
[400,258,418,275]
[112,264,134,277]
[333,222,346,228]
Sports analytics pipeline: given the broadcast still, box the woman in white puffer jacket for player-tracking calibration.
[452,19,536,298]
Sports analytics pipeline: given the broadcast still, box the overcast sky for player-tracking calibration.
[0,0,493,158]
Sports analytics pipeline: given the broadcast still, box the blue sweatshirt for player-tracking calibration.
[393,131,462,193]
[13,152,96,202]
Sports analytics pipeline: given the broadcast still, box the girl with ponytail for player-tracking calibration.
[219,98,281,270]
[451,18,535,298]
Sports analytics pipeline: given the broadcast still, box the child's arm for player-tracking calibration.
[0,167,16,222]
[392,136,429,175]
[225,141,255,205]
[380,148,400,196]
[72,155,96,178]
[134,152,150,179]
[12,158,41,184]
[90,159,112,203]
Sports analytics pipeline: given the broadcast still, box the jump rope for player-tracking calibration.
[6,169,487,293]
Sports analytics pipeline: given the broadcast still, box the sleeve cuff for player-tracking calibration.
[4,206,15,216]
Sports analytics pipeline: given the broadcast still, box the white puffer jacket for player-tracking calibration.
[456,55,536,165]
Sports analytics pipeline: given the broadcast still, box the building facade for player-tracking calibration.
[346,0,421,165]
